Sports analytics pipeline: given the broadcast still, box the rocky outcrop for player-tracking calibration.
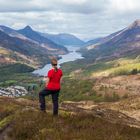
[0,86,28,97]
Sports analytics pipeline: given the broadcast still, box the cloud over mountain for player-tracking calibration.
[0,0,140,40]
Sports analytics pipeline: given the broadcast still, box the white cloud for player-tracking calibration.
[58,0,87,5]
[0,0,140,40]
[109,0,140,12]
[0,0,108,14]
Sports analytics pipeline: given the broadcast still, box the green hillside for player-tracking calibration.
[0,63,36,87]
[61,56,140,78]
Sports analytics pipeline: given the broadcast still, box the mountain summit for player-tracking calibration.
[23,25,33,31]
[129,19,140,29]
[17,26,68,52]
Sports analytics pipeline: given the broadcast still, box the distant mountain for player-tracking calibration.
[0,25,68,54]
[0,25,28,40]
[83,29,125,49]
[85,38,103,46]
[81,20,140,61]
[0,30,51,67]
[0,25,69,67]
[0,30,36,56]
[17,26,68,53]
[40,33,85,46]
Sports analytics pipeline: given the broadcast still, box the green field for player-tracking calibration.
[0,63,38,86]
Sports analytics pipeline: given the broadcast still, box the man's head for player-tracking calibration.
[51,58,58,67]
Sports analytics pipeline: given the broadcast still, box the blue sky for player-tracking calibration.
[0,0,140,40]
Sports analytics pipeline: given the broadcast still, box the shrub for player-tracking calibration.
[131,69,138,75]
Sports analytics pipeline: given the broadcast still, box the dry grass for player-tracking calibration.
[7,110,140,140]
[0,97,140,140]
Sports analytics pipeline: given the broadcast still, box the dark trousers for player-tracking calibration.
[39,88,60,115]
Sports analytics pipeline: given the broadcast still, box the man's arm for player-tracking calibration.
[45,77,50,86]
[60,70,63,84]
[60,77,63,84]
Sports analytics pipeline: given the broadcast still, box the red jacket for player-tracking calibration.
[46,68,63,90]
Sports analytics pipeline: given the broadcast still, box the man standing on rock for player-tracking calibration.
[39,58,63,116]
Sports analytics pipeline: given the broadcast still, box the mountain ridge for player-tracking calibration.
[0,25,69,68]
[40,32,85,46]
[81,20,140,61]
[17,26,68,52]
[0,29,52,67]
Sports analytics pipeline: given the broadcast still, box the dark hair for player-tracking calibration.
[51,58,58,72]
